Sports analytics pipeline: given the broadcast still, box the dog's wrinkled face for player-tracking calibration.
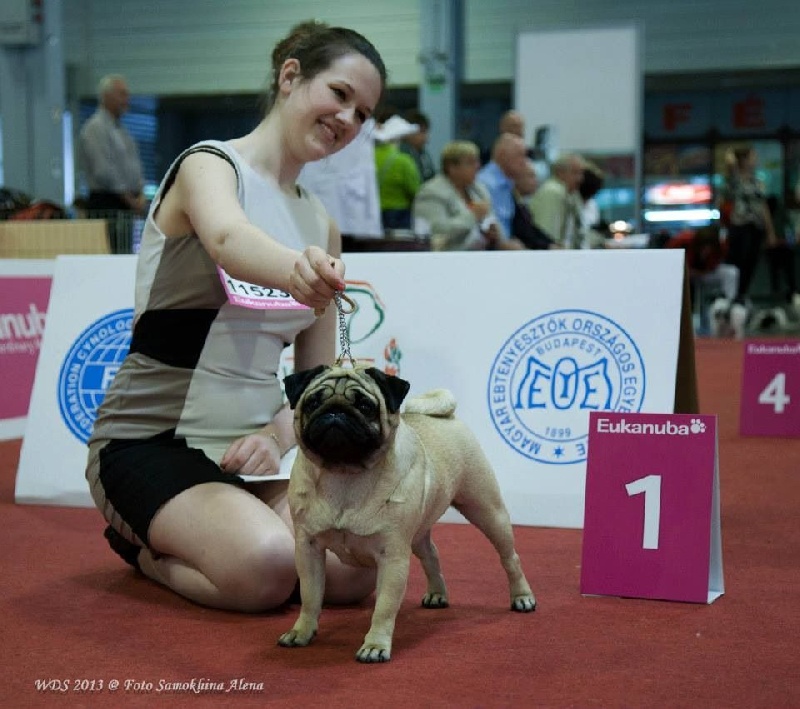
[284,365,410,467]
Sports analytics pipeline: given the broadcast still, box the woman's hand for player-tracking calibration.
[287,245,346,314]
[220,430,282,477]
[469,200,490,222]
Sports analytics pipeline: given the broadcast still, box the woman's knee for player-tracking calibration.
[146,483,300,611]
[217,537,298,612]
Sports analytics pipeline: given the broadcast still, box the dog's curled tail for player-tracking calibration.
[403,389,457,418]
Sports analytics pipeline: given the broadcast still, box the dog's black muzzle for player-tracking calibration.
[302,406,382,465]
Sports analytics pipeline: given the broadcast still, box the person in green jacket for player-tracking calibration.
[373,113,422,231]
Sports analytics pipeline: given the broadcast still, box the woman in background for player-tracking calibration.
[721,145,778,323]
[412,141,503,250]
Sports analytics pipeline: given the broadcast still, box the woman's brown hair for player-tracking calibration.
[265,20,387,111]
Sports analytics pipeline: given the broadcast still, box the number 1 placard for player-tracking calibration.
[581,412,724,604]
[740,339,800,437]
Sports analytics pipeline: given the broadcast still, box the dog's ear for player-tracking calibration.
[364,368,411,414]
[283,365,328,409]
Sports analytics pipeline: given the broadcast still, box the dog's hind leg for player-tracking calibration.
[453,482,536,612]
[412,531,449,608]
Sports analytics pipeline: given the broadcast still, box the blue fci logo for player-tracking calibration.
[58,309,133,443]
[487,309,646,465]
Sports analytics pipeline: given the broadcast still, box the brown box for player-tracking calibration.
[0,220,110,258]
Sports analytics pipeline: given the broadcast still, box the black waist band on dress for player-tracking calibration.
[130,309,219,369]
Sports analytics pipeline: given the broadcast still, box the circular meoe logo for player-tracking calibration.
[58,309,133,443]
[487,309,646,465]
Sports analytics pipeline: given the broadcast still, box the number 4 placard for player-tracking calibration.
[581,412,724,604]
[740,339,800,437]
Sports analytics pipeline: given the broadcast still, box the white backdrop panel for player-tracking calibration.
[15,250,684,528]
[515,25,641,153]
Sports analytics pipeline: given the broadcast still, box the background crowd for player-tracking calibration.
[358,106,800,340]
[6,71,800,342]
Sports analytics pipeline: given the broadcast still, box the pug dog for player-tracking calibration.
[277,364,535,663]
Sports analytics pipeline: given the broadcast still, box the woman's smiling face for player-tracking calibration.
[283,53,383,163]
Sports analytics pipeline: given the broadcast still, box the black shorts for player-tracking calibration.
[98,429,246,548]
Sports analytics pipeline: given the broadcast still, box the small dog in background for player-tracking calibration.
[711,297,796,338]
[708,297,748,339]
[750,305,790,333]
[708,297,732,338]
[277,365,535,663]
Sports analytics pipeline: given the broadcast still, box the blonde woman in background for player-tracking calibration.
[412,141,504,250]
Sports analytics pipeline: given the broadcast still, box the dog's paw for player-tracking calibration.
[421,592,449,609]
[277,628,317,648]
[511,594,536,613]
[356,643,391,663]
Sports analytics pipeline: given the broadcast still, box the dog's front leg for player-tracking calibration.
[277,529,326,648]
[356,543,411,663]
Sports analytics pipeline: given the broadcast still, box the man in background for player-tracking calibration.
[480,110,527,165]
[79,74,145,252]
[529,153,585,248]
[299,120,383,239]
[400,109,436,183]
[511,160,560,250]
[476,133,528,250]
[498,110,525,138]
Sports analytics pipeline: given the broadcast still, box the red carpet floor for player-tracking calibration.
[1,339,798,709]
